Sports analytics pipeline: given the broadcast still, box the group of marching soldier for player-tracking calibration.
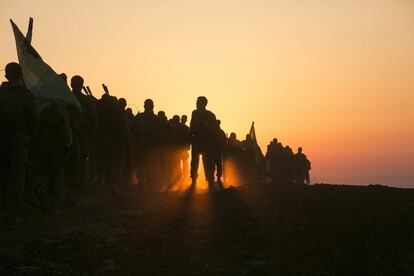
[0,62,311,226]
[223,135,311,185]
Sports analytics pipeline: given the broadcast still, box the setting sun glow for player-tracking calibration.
[1,0,413,187]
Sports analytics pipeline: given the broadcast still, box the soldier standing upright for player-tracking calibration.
[97,93,129,196]
[213,120,227,187]
[134,99,161,190]
[29,99,71,211]
[70,76,99,189]
[0,62,37,225]
[294,147,311,185]
[241,134,256,182]
[118,98,133,185]
[189,96,217,190]
[157,111,172,189]
[223,132,243,184]
[177,115,190,180]
[168,115,182,187]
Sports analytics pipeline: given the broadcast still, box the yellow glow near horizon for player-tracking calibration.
[1,1,413,187]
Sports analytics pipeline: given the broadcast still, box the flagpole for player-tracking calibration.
[26,17,33,43]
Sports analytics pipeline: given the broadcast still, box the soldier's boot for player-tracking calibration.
[5,160,26,226]
[190,177,196,187]
[207,178,215,192]
[216,177,224,191]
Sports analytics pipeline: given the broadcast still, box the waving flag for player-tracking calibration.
[10,19,81,110]
[249,121,257,144]
[248,121,265,164]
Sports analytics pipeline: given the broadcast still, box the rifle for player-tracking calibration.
[102,83,110,95]
[82,86,89,95]
[86,86,93,97]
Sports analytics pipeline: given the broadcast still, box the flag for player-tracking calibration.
[248,121,265,163]
[249,121,257,144]
[10,19,81,110]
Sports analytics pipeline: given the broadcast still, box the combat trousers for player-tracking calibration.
[79,132,92,188]
[136,145,160,190]
[65,136,82,202]
[30,131,65,207]
[0,132,28,219]
[180,148,189,179]
[305,171,310,185]
[190,144,214,183]
[167,148,182,188]
[214,150,223,180]
[102,144,126,188]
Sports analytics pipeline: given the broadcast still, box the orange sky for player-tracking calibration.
[1,0,414,187]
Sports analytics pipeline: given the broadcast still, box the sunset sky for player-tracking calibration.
[1,0,413,187]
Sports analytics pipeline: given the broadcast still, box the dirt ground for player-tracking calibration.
[1,183,413,275]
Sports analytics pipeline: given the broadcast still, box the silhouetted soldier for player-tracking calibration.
[241,134,256,182]
[125,107,135,126]
[213,120,227,186]
[223,132,243,184]
[283,146,295,183]
[177,115,190,180]
[241,133,265,183]
[84,86,101,186]
[64,101,81,205]
[294,147,311,185]
[67,76,98,201]
[190,96,217,189]
[98,93,129,196]
[81,84,101,186]
[29,99,71,212]
[134,99,161,190]
[118,98,133,185]
[157,111,173,188]
[265,138,282,184]
[168,115,182,187]
[125,107,136,182]
[0,62,36,225]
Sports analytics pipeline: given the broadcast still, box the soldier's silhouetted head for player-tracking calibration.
[272,138,278,144]
[71,75,84,92]
[158,111,166,117]
[59,73,67,83]
[298,147,302,153]
[126,107,133,115]
[172,115,180,123]
[5,62,23,81]
[196,96,208,110]
[181,115,187,124]
[118,98,127,109]
[144,99,154,111]
[230,132,237,140]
